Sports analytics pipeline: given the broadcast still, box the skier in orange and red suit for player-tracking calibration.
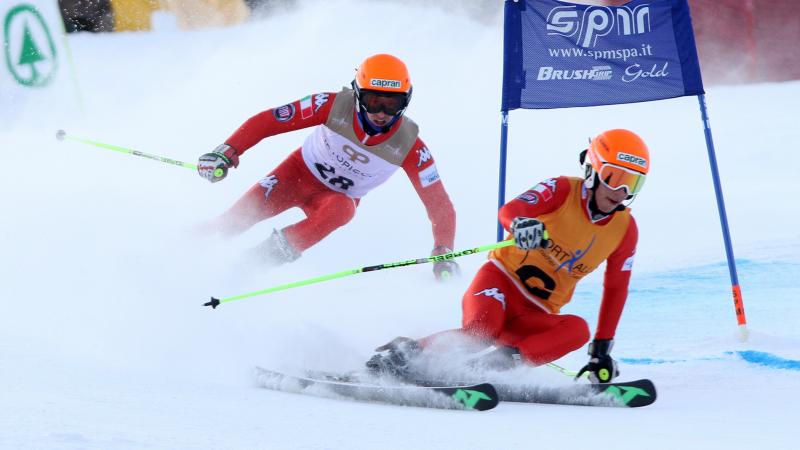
[367,129,651,383]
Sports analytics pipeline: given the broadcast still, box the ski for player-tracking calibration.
[495,378,657,408]
[254,367,499,411]
[404,375,657,408]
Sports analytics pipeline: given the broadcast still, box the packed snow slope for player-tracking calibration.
[1,2,798,449]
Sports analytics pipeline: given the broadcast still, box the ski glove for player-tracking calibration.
[431,246,461,281]
[198,144,239,183]
[510,217,549,250]
[575,339,620,384]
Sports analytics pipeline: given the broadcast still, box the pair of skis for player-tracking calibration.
[255,367,657,411]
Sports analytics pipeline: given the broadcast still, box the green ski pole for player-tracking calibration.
[55,129,214,175]
[204,239,518,309]
[545,362,589,379]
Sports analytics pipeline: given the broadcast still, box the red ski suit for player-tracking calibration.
[454,177,638,364]
[216,90,455,253]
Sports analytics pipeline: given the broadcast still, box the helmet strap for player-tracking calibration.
[579,148,588,166]
[585,174,620,219]
[587,188,609,220]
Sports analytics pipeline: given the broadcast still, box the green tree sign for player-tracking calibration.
[4,3,58,87]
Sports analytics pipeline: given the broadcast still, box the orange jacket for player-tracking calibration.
[492,176,638,339]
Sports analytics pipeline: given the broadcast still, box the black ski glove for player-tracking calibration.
[575,339,619,384]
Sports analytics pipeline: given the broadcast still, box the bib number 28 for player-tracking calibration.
[315,162,355,191]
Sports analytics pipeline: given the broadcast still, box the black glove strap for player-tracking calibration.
[588,339,614,357]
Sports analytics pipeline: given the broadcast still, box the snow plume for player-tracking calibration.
[408,331,570,387]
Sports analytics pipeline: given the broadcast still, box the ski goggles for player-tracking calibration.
[597,163,646,195]
[358,90,409,116]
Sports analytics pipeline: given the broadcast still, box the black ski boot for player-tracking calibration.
[365,337,422,378]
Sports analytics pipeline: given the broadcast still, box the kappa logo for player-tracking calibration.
[474,288,506,310]
[258,175,278,200]
[369,78,402,89]
[313,93,330,112]
[546,4,652,48]
[3,4,59,87]
[416,146,432,167]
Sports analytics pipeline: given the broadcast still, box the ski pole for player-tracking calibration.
[470,345,586,379]
[545,362,588,379]
[55,129,209,174]
[204,239,519,309]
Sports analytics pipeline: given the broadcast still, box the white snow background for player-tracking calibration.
[1,1,799,449]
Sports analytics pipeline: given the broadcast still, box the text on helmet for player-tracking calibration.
[370,78,402,89]
[616,152,647,168]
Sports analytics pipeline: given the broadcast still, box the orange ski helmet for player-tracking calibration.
[354,53,412,94]
[352,54,413,126]
[583,129,650,196]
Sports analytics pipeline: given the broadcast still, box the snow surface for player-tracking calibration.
[2,1,799,449]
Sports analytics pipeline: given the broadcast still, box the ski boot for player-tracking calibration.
[365,337,422,379]
[250,228,300,266]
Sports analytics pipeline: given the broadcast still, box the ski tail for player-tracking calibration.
[255,367,499,411]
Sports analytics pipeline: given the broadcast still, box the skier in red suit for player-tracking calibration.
[367,129,651,383]
[197,54,458,279]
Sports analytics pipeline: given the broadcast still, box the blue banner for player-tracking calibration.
[502,0,704,110]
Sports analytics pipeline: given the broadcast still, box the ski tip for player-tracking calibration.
[474,383,500,411]
[56,129,66,141]
[635,379,657,406]
[601,378,657,408]
[204,297,221,309]
[449,383,499,411]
